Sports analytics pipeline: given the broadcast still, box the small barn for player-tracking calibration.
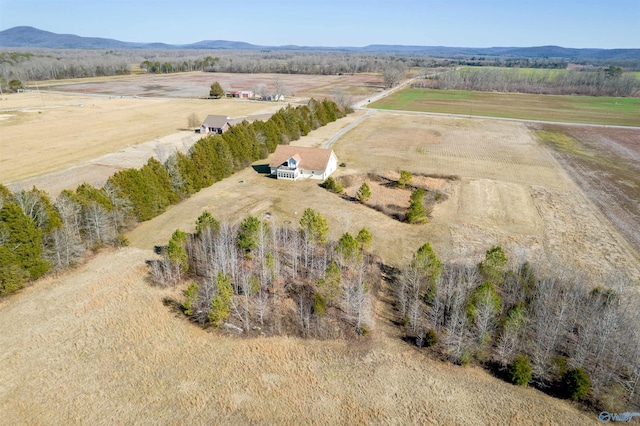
[269,145,338,181]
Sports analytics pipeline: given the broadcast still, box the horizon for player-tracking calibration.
[0,0,639,49]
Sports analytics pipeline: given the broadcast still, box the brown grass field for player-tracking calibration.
[0,247,598,425]
[38,70,384,101]
[0,92,283,183]
[532,124,640,254]
[1,82,637,423]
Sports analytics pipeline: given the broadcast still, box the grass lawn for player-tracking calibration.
[370,88,640,126]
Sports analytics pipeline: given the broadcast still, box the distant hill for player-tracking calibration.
[1,26,639,60]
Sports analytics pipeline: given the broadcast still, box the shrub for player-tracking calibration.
[356,182,371,202]
[398,170,412,188]
[424,329,438,347]
[509,354,532,386]
[313,293,326,317]
[563,367,591,401]
[321,177,343,193]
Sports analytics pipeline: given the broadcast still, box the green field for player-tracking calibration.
[370,88,640,126]
[461,66,568,79]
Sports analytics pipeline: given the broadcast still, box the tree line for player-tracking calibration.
[397,243,640,411]
[0,98,347,296]
[151,209,376,339]
[417,66,639,97]
[0,50,131,88]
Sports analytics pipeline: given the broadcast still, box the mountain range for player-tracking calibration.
[1,26,638,60]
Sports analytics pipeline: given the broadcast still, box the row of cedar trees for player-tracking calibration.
[398,243,640,411]
[150,208,376,339]
[0,98,347,296]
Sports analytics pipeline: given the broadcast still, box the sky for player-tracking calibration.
[0,0,638,49]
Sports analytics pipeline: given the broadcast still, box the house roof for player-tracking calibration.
[202,115,231,129]
[269,145,335,171]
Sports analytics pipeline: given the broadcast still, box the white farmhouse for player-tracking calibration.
[268,145,338,180]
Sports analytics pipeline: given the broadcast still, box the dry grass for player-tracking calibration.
[334,172,450,223]
[39,71,385,103]
[0,108,634,424]
[0,91,283,183]
[127,111,640,280]
[0,247,599,425]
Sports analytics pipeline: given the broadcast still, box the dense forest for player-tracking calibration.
[0,98,347,296]
[397,244,640,411]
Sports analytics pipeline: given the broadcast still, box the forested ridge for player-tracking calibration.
[0,98,346,295]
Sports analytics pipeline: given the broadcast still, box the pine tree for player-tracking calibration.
[300,208,329,244]
[209,81,225,98]
[208,272,233,326]
[407,189,428,224]
[356,182,371,202]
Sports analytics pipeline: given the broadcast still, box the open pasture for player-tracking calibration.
[0,91,282,183]
[370,88,640,126]
[38,71,384,101]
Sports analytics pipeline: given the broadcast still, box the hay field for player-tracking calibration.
[0,92,283,183]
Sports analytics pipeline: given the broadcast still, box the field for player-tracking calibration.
[38,70,384,101]
[533,124,640,253]
[0,92,283,184]
[2,74,638,423]
[369,88,640,126]
[1,72,384,186]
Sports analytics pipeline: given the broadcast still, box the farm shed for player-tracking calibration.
[269,145,338,181]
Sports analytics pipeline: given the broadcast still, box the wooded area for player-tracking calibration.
[0,98,347,296]
[151,210,377,339]
[418,66,639,97]
[398,244,640,411]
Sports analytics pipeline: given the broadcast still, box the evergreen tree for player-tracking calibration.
[195,211,219,236]
[479,246,508,285]
[411,242,442,285]
[356,182,371,202]
[209,81,225,98]
[208,272,233,326]
[317,261,342,306]
[336,232,360,263]
[300,208,329,244]
[238,216,261,253]
[0,202,49,281]
[356,227,372,251]
[167,229,188,273]
[407,189,428,224]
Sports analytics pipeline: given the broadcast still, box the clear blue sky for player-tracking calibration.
[0,0,638,48]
